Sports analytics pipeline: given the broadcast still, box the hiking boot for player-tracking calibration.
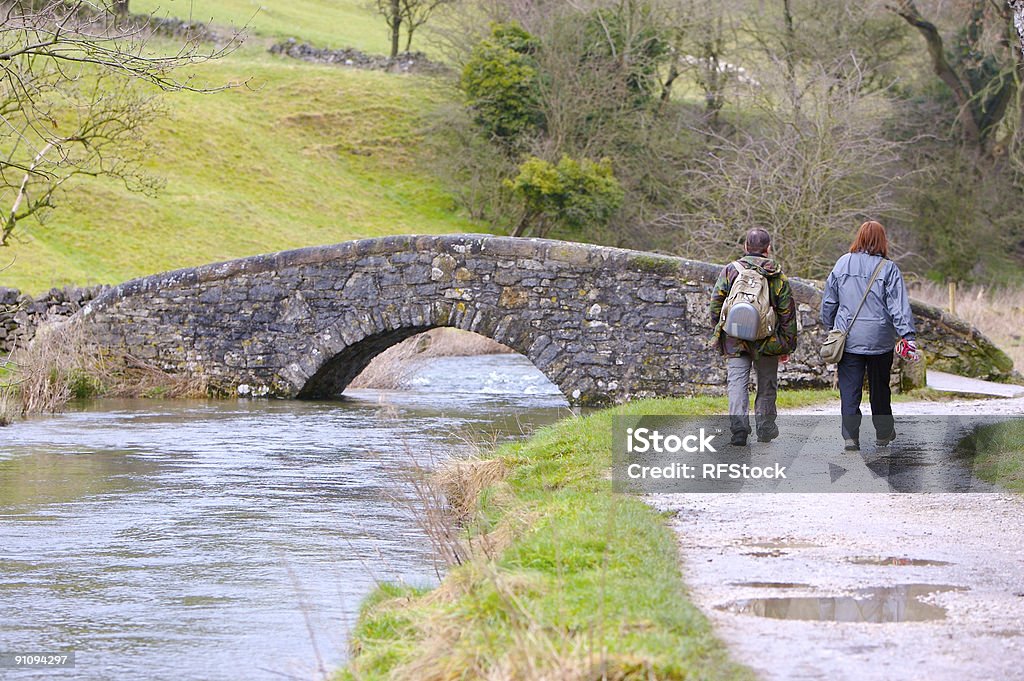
[844,439,860,452]
[757,427,779,443]
[876,433,897,447]
[730,433,748,447]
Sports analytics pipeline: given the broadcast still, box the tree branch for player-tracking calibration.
[892,0,983,146]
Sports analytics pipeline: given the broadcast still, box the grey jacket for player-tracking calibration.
[820,251,915,355]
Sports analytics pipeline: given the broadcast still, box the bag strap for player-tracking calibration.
[848,258,886,328]
[732,260,747,272]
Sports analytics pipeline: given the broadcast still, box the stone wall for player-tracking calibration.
[0,286,108,356]
[73,235,1015,405]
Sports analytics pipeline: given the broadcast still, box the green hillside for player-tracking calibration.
[134,0,393,53]
[3,2,477,293]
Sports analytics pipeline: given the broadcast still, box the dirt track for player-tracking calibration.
[648,396,1024,681]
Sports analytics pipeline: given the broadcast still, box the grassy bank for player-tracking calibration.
[339,390,834,680]
[961,420,1024,494]
[134,0,395,54]
[4,43,475,293]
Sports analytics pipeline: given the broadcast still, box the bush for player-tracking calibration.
[460,23,543,143]
[505,155,625,238]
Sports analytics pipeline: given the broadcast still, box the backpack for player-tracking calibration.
[720,260,777,341]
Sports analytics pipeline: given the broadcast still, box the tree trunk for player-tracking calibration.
[894,0,983,149]
[781,0,797,87]
[389,0,401,59]
[660,62,679,104]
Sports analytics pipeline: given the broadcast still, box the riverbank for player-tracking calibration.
[338,390,834,680]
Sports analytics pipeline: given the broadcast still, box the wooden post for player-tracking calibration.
[948,281,957,316]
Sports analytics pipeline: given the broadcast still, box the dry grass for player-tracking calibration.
[0,386,17,426]
[434,457,509,524]
[97,354,209,399]
[0,349,16,425]
[399,446,514,581]
[910,281,1024,371]
[4,318,209,415]
[12,319,94,414]
[351,328,513,390]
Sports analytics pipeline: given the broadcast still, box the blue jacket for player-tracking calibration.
[820,251,915,356]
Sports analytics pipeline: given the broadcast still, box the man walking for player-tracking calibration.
[709,228,798,446]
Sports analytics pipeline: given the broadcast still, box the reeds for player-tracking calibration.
[2,317,208,419]
[910,281,1024,371]
[12,318,91,414]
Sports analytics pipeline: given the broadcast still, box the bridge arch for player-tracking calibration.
[78,234,1013,404]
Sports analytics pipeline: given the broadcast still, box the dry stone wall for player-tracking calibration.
[0,286,108,356]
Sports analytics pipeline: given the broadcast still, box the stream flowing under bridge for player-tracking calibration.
[79,235,1013,405]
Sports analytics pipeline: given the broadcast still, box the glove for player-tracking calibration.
[779,354,790,364]
[895,338,920,363]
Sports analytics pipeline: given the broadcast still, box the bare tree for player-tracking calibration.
[375,0,402,58]
[399,0,454,53]
[1012,0,1024,56]
[892,0,1022,155]
[0,0,237,246]
[659,62,907,278]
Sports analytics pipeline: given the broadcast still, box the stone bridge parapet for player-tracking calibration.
[77,235,1014,404]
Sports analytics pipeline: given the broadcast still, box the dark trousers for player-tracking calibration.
[837,351,895,442]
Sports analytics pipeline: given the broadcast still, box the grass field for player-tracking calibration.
[2,2,476,294]
[340,391,834,680]
[134,0,394,53]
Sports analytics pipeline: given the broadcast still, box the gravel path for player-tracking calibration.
[648,395,1024,681]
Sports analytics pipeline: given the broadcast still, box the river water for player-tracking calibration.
[0,354,570,681]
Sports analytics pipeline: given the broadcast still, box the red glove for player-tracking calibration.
[896,338,920,363]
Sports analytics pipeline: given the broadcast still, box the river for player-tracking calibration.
[0,354,570,680]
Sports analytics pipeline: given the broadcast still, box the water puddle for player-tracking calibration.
[721,584,963,623]
[743,550,787,558]
[848,556,953,567]
[729,581,812,589]
[745,540,820,549]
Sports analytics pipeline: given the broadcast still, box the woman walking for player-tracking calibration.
[821,221,918,451]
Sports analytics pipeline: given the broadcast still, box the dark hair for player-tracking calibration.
[744,228,771,254]
[850,220,888,258]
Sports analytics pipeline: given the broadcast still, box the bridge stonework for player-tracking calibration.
[79,235,1014,405]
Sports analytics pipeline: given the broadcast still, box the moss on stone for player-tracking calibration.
[627,255,680,276]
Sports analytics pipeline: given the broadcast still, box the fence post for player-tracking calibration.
[948,281,957,316]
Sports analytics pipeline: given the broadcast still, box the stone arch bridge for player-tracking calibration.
[79,235,1012,405]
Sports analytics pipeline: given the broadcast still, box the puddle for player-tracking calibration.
[746,540,820,549]
[730,581,812,589]
[744,550,787,558]
[849,556,953,567]
[989,630,1024,638]
[721,584,963,623]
